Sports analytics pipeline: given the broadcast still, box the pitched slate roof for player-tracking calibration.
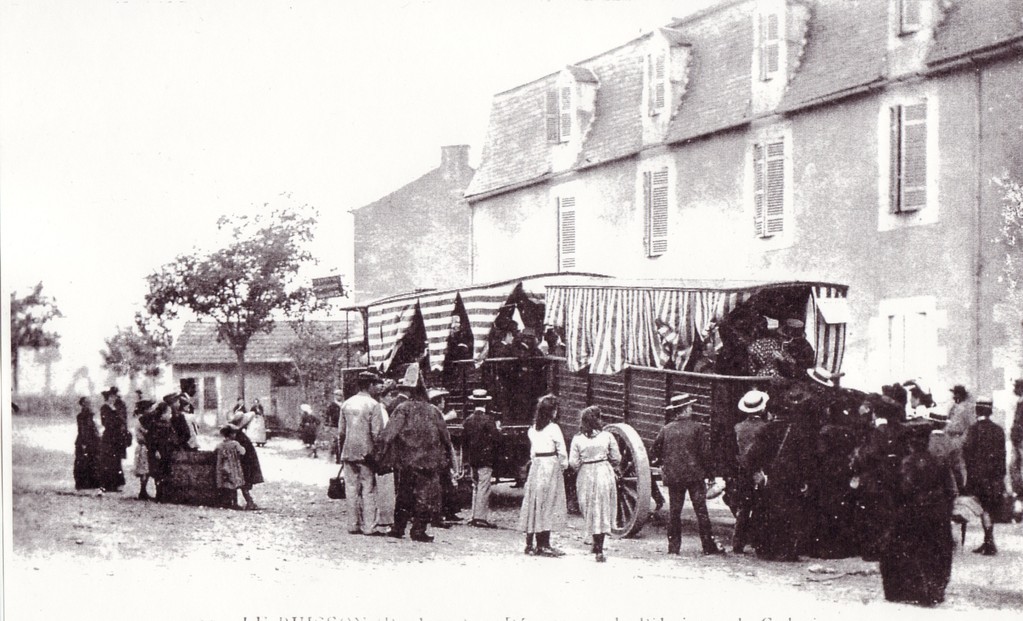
[927,0,1023,66]
[664,2,754,144]
[777,0,888,112]
[170,320,361,365]
[468,0,1023,199]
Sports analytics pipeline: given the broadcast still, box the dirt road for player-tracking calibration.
[6,416,1022,621]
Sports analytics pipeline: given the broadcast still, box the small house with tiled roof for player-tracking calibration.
[352,145,474,303]
[170,320,360,430]
[466,0,1023,408]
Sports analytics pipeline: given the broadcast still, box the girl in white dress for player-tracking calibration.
[518,395,568,556]
[569,406,621,562]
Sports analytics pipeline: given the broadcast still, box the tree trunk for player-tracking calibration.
[11,347,18,395]
[235,347,247,402]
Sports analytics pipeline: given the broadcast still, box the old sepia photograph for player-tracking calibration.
[2,1,1022,620]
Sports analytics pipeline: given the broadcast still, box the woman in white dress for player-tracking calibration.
[518,395,568,556]
[569,406,621,562]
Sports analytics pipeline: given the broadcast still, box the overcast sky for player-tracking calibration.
[1,0,718,390]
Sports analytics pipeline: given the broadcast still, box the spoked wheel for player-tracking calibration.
[605,423,651,538]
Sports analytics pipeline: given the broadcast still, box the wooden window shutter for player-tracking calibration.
[760,14,780,80]
[889,105,903,213]
[643,170,652,252]
[764,140,785,235]
[545,88,560,142]
[753,143,765,236]
[559,86,572,141]
[649,168,669,256]
[900,102,927,211]
[558,196,577,271]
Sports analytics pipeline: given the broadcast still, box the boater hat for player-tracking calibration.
[738,390,769,414]
[666,393,698,411]
[807,366,835,388]
[427,388,450,402]
[467,388,492,402]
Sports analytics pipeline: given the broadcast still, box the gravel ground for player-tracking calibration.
[6,416,1023,621]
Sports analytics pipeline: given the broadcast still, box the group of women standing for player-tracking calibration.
[518,395,621,562]
[74,387,132,492]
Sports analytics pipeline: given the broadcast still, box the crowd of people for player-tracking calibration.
[70,357,1022,606]
[74,388,264,508]
[722,374,1020,607]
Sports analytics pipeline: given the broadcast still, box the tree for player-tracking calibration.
[145,202,324,400]
[100,312,172,391]
[285,321,343,402]
[10,282,62,393]
[995,176,1023,310]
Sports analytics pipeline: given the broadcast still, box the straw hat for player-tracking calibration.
[738,390,769,414]
[666,393,698,411]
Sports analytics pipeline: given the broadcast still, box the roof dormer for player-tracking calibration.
[751,0,810,115]
[548,65,598,172]
[642,28,691,145]
[887,0,951,78]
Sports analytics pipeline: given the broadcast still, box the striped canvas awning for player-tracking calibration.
[807,285,848,374]
[363,274,587,372]
[545,279,848,376]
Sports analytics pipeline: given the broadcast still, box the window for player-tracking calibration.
[899,0,921,35]
[557,196,576,271]
[643,167,669,256]
[753,139,785,237]
[202,376,218,411]
[759,13,780,80]
[886,310,931,380]
[647,52,666,115]
[889,101,927,213]
[546,87,572,143]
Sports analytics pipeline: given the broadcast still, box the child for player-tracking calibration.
[215,425,247,509]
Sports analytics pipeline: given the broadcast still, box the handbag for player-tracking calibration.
[327,466,345,500]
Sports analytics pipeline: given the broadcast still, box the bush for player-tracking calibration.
[11,394,77,418]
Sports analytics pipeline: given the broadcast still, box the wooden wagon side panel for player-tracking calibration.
[626,367,668,447]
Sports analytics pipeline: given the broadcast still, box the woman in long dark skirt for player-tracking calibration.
[97,389,129,492]
[880,422,956,606]
[229,411,264,510]
[74,397,102,490]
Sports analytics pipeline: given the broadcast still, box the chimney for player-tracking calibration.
[440,144,470,181]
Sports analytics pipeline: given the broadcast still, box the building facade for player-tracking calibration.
[352,145,474,303]
[466,0,1023,413]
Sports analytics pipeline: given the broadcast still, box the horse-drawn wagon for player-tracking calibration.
[342,274,850,536]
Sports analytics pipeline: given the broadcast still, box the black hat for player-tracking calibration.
[950,384,968,398]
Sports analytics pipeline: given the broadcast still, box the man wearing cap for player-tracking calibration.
[339,371,388,536]
[962,398,1006,555]
[731,390,769,553]
[463,389,500,528]
[779,319,815,379]
[427,387,463,525]
[377,370,454,543]
[650,394,724,555]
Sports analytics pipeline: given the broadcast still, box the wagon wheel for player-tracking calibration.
[605,423,651,538]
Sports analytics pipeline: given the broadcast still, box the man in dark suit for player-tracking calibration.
[963,398,1006,555]
[650,393,724,555]
[731,389,769,553]
[851,395,906,561]
[463,389,500,528]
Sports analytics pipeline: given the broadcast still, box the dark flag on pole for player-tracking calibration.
[312,275,346,299]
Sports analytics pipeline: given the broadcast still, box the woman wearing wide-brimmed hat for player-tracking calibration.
[517,394,568,556]
[568,405,620,562]
[97,388,129,492]
[228,410,264,510]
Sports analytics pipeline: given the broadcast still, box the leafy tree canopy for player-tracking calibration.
[101,312,172,381]
[10,282,62,392]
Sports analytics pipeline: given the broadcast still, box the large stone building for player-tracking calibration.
[352,145,474,303]
[465,0,1023,410]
